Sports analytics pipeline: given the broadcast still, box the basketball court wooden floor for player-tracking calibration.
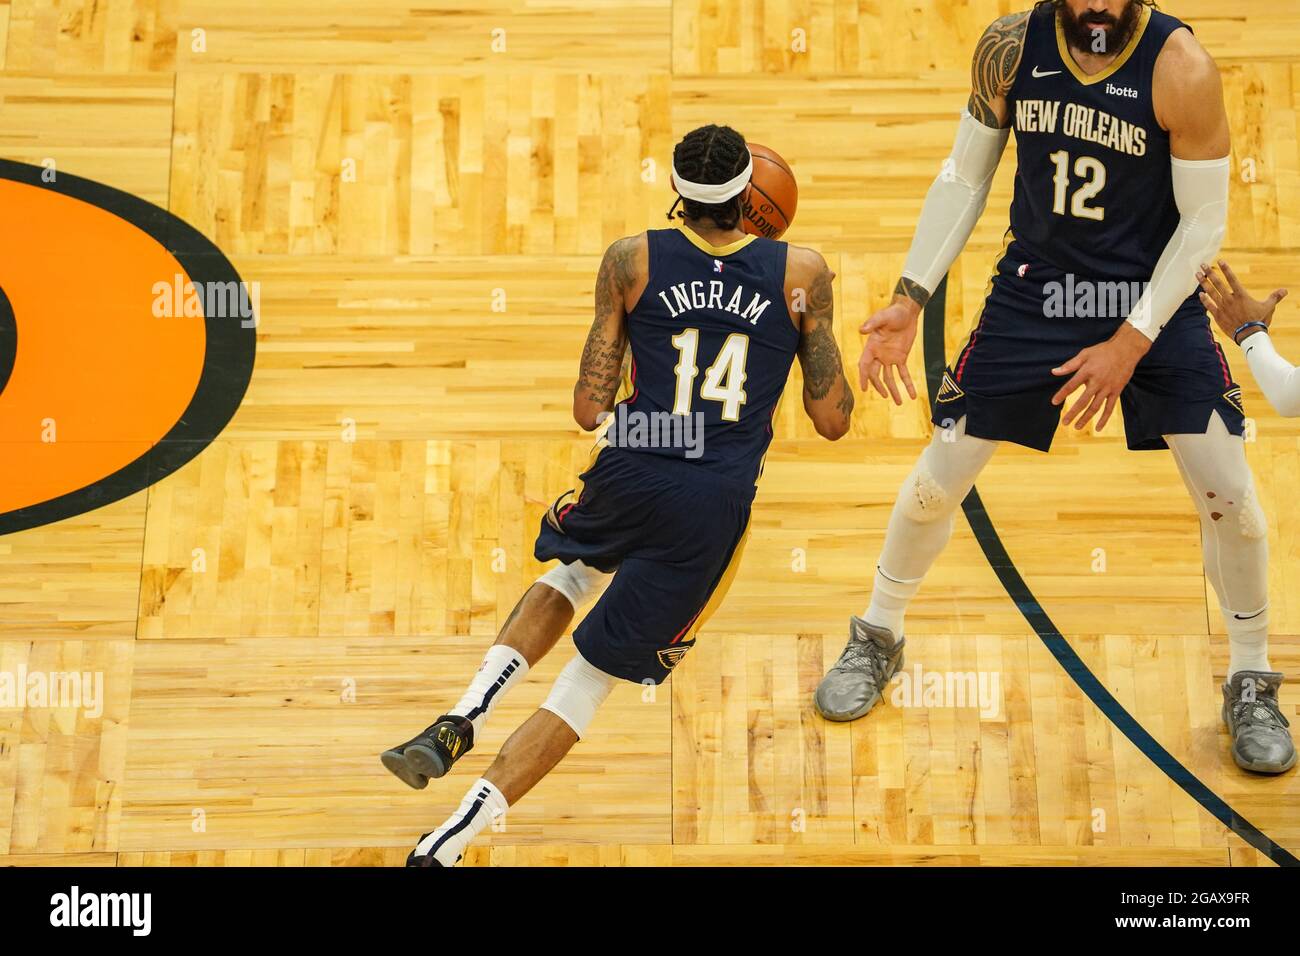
[0,0,1297,867]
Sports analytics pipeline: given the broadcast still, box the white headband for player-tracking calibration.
[672,150,753,203]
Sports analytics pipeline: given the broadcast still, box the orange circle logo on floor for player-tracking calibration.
[0,159,255,535]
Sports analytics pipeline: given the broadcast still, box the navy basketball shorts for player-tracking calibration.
[534,445,752,685]
[932,242,1245,452]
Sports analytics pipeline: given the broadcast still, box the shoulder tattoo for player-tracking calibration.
[592,237,638,321]
[968,11,1030,128]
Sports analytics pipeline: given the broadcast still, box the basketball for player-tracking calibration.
[741,143,798,239]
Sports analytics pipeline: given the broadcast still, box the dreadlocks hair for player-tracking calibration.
[669,124,750,231]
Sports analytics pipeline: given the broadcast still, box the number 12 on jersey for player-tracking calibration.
[671,329,750,421]
[1049,150,1106,221]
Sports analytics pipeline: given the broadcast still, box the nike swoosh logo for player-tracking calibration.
[1032,66,1062,78]
[1233,609,1266,621]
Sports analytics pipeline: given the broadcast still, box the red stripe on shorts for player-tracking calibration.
[955,321,984,383]
[1207,326,1231,388]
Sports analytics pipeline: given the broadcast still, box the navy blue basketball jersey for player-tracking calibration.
[1006,3,1191,280]
[606,227,798,492]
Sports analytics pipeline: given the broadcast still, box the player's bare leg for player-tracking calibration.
[407,653,617,866]
[482,710,577,803]
[817,416,998,721]
[381,563,610,789]
[1167,413,1296,773]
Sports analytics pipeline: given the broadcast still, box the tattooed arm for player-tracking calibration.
[788,246,853,440]
[967,10,1030,130]
[859,12,1024,403]
[573,235,646,430]
[892,11,1027,307]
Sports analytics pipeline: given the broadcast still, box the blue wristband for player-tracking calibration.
[1234,321,1269,345]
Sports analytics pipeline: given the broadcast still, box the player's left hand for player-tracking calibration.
[1197,259,1288,344]
[1050,323,1152,432]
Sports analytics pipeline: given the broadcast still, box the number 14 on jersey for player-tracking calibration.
[671,329,750,421]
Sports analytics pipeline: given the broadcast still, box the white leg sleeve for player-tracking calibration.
[536,561,612,609]
[1166,412,1271,676]
[877,416,1000,581]
[866,417,999,637]
[539,652,619,739]
[1166,411,1268,615]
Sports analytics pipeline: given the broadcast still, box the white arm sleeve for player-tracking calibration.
[1125,156,1229,340]
[1243,332,1300,418]
[900,110,1010,295]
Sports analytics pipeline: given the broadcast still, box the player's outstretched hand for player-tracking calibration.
[1050,323,1151,432]
[859,298,920,404]
[1198,260,1288,344]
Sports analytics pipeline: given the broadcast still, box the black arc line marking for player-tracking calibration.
[0,284,14,398]
[0,158,256,536]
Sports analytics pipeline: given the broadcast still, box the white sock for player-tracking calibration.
[451,645,529,739]
[1224,604,1271,677]
[864,566,922,639]
[415,777,509,866]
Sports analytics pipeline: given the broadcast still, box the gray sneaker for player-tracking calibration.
[814,616,905,722]
[1222,671,1297,774]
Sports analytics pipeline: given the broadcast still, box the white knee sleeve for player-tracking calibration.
[879,416,998,581]
[898,417,996,524]
[536,561,611,609]
[1166,412,1269,614]
[540,653,619,738]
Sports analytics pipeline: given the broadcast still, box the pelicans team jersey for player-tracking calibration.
[1007,3,1187,281]
[611,227,799,492]
[934,3,1244,453]
[535,226,800,685]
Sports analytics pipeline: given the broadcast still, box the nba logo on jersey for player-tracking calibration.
[713,259,723,272]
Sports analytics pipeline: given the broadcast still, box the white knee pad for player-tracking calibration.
[540,652,619,739]
[901,460,953,524]
[1237,485,1267,541]
[898,418,995,524]
[536,561,611,609]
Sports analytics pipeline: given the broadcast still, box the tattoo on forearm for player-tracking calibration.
[837,385,854,421]
[799,267,851,417]
[894,276,932,308]
[578,238,635,407]
[968,11,1029,128]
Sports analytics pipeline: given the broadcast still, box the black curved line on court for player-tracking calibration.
[0,285,14,397]
[922,274,1298,867]
[0,158,256,536]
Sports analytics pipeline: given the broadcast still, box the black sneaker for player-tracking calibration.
[405,833,451,867]
[381,714,476,789]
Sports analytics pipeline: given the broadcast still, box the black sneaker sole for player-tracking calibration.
[381,748,429,790]
[403,742,452,780]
